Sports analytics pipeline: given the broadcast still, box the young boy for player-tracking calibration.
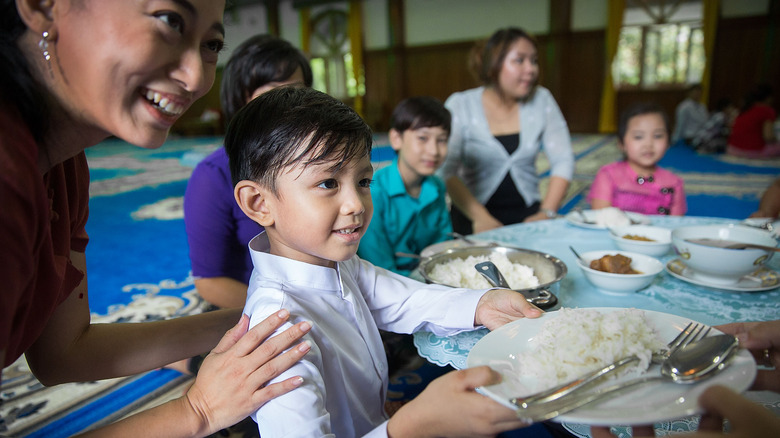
[357,96,453,276]
[225,87,542,437]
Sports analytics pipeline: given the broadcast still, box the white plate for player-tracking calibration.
[565,209,650,229]
[466,307,756,426]
[419,238,494,258]
[665,259,780,292]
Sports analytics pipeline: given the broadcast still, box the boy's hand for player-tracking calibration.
[474,289,543,330]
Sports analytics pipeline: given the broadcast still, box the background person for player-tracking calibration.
[0,1,311,435]
[357,96,453,276]
[672,83,709,147]
[185,34,312,310]
[727,83,780,158]
[588,102,686,216]
[437,27,574,235]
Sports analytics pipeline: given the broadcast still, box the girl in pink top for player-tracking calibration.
[588,102,686,215]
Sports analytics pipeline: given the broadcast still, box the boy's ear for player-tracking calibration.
[234,180,275,227]
[388,128,403,152]
[16,0,56,35]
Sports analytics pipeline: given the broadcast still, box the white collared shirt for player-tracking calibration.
[245,232,485,437]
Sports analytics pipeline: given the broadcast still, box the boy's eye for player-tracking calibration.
[155,12,185,34]
[417,135,429,143]
[359,178,373,188]
[317,179,338,189]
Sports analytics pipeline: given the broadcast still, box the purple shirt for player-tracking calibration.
[587,161,686,215]
[184,146,262,283]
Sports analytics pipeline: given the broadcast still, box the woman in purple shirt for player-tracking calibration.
[185,34,312,309]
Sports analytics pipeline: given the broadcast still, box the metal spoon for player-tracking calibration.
[474,261,558,309]
[513,334,739,422]
[569,246,586,265]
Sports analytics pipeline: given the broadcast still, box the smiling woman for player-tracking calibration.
[0,0,314,436]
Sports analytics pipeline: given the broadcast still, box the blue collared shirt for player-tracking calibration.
[358,159,453,275]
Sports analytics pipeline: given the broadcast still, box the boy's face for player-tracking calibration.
[264,147,374,268]
[390,126,449,181]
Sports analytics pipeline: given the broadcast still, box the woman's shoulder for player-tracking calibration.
[446,87,483,106]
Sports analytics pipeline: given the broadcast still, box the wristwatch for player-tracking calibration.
[540,208,557,218]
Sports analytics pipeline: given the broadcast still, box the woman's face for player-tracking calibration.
[496,37,539,99]
[50,0,226,148]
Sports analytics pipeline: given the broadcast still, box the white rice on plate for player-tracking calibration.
[427,253,539,289]
[595,207,631,227]
[518,308,665,389]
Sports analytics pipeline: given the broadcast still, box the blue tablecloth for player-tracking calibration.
[413,215,779,437]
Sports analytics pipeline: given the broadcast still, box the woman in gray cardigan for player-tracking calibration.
[437,27,574,234]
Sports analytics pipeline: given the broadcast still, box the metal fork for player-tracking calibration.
[509,322,710,408]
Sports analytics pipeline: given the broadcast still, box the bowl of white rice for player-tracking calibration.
[419,246,566,309]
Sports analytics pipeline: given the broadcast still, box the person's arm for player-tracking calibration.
[184,154,251,308]
[72,312,312,438]
[386,367,532,438]
[445,176,503,233]
[25,252,254,384]
[750,177,780,219]
[588,165,615,210]
[525,90,573,222]
[194,277,248,309]
[524,176,569,222]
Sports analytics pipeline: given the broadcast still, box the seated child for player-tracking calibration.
[357,96,453,276]
[588,102,687,215]
[225,87,542,437]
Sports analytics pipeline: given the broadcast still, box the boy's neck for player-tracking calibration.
[396,160,425,198]
[264,230,338,269]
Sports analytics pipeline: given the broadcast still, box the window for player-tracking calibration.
[309,8,364,99]
[614,1,705,89]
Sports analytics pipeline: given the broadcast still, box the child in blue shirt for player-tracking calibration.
[357,96,453,276]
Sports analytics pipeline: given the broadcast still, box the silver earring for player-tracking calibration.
[38,31,54,78]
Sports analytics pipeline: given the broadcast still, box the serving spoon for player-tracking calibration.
[513,334,740,422]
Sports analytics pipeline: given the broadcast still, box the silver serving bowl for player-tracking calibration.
[418,245,566,309]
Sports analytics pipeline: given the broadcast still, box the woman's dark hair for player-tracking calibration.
[224,87,372,193]
[617,101,671,142]
[740,83,773,112]
[0,0,49,141]
[470,27,538,87]
[390,96,451,135]
[220,34,312,124]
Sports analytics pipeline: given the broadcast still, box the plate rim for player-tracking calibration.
[665,258,780,292]
[466,307,757,425]
[565,209,649,229]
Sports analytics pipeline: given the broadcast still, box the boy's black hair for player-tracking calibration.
[617,101,670,142]
[220,34,313,124]
[225,87,373,193]
[390,96,451,135]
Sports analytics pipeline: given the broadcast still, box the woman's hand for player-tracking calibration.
[387,367,532,438]
[523,211,550,222]
[184,310,312,434]
[715,320,780,392]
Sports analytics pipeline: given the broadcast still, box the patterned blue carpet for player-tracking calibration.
[1,134,776,437]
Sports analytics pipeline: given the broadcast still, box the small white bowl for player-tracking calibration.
[609,225,672,257]
[671,224,776,284]
[577,250,664,294]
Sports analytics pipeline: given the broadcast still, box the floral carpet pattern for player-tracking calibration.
[1,134,777,437]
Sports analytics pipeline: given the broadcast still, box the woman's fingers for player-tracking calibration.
[230,310,299,357]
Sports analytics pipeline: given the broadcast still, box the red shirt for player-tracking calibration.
[1,106,90,367]
[728,104,777,151]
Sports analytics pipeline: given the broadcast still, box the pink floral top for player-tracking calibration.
[587,161,686,215]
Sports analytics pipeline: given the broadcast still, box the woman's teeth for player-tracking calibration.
[144,90,184,116]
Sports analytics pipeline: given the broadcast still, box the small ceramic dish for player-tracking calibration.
[577,250,664,294]
[609,225,672,257]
